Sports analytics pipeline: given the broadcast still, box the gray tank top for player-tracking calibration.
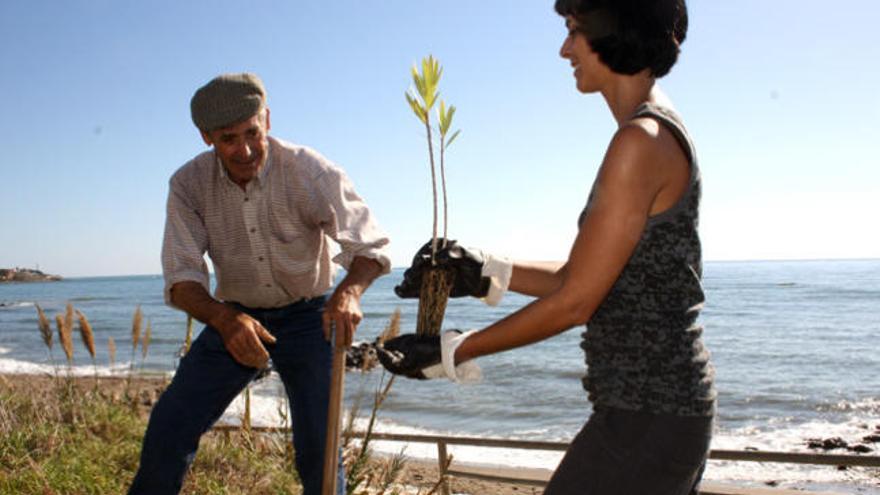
[578,102,716,416]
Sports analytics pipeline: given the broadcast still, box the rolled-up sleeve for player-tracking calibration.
[313,167,391,274]
[161,173,211,307]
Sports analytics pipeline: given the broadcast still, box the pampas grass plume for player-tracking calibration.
[377,308,401,345]
[35,304,53,349]
[131,305,143,352]
[76,310,96,360]
[55,314,74,364]
[64,303,74,341]
[108,336,117,367]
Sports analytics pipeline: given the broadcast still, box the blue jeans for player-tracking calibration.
[128,296,344,495]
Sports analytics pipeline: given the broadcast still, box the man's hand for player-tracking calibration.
[323,256,384,346]
[394,239,490,299]
[323,286,363,347]
[212,307,276,368]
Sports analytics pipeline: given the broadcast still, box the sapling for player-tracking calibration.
[405,55,461,335]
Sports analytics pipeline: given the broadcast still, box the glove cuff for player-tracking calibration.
[481,254,513,306]
[441,329,481,383]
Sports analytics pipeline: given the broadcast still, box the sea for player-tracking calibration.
[1,260,878,493]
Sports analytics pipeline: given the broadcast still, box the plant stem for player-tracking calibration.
[440,137,448,246]
[424,119,439,264]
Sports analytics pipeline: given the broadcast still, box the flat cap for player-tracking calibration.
[190,73,266,131]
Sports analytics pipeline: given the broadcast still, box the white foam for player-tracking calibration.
[0,301,34,309]
[705,421,880,490]
[0,357,164,377]
[0,347,10,355]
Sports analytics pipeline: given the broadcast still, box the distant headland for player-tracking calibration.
[0,268,62,283]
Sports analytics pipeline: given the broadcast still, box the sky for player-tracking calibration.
[1,1,878,277]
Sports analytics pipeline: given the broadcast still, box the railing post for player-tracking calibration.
[437,440,451,495]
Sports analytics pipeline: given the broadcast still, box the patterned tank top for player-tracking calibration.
[578,102,716,417]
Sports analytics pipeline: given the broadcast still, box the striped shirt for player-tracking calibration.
[161,136,391,309]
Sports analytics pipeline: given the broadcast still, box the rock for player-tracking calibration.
[0,268,62,283]
[807,437,848,450]
[863,434,880,443]
[848,444,873,454]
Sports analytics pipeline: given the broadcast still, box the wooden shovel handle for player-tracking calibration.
[322,325,346,495]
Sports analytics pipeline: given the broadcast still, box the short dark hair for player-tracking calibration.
[554,0,688,78]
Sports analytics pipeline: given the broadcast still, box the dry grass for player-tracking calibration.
[377,309,401,347]
[131,305,143,353]
[76,309,96,360]
[108,336,117,367]
[55,314,74,364]
[63,303,74,344]
[0,376,302,495]
[17,303,454,494]
[35,304,53,350]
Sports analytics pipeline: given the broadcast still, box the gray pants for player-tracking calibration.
[544,407,713,495]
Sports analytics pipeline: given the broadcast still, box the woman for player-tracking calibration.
[382,1,715,493]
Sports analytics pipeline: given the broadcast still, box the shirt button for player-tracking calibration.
[250,228,256,233]
[265,283,272,288]
[258,256,264,261]
[244,197,249,202]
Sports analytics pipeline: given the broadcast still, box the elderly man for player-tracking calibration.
[128,73,390,495]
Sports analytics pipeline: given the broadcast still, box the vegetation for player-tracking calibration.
[0,304,440,494]
[0,377,302,494]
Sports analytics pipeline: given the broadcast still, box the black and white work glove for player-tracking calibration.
[377,329,481,383]
[394,239,513,306]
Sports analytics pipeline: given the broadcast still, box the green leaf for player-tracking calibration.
[419,55,441,110]
[405,91,427,124]
[438,102,456,136]
[446,129,461,148]
[411,65,426,101]
[437,100,448,135]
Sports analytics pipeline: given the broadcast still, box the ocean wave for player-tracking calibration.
[0,358,166,377]
[818,397,880,414]
[0,301,35,309]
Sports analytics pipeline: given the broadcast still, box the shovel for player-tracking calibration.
[322,323,347,495]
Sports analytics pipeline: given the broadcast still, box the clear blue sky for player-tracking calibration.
[1,1,878,277]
